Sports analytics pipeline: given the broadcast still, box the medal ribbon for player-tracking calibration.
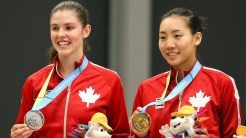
[155,71,170,107]
[32,56,89,111]
[160,71,171,100]
[140,60,202,113]
[32,67,54,108]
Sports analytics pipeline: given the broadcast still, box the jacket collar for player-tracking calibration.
[170,60,198,83]
[52,54,85,78]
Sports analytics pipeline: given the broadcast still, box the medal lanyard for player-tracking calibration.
[140,60,202,113]
[32,67,54,108]
[32,56,89,111]
[160,71,171,100]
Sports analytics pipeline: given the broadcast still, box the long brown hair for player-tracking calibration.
[48,0,90,62]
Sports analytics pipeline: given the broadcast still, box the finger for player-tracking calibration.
[194,128,203,134]
[129,116,133,129]
[194,128,209,138]
[193,133,207,138]
[131,106,143,119]
[10,125,31,138]
[134,130,148,138]
[196,128,208,135]
[11,124,28,132]
[20,130,33,138]
[11,128,24,138]
[136,107,143,112]
[132,107,143,116]
[203,128,208,135]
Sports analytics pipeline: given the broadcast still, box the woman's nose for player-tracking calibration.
[58,29,65,37]
[166,38,175,49]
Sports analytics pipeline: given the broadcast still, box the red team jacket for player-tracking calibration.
[16,56,130,138]
[132,61,242,138]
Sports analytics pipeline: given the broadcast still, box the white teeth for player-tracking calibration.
[58,42,70,46]
[168,52,178,56]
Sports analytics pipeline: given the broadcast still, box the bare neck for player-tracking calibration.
[177,70,184,83]
[58,55,82,77]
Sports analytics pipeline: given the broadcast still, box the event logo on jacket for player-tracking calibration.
[188,90,210,112]
[78,86,101,107]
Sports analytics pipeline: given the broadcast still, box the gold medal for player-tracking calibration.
[131,113,151,133]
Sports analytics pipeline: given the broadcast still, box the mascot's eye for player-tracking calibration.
[171,116,176,119]
[100,129,104,132]
[181,116,184,118]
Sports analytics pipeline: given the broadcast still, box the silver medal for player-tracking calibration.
[24,111,44,130]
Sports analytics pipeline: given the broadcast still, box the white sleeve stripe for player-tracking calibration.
[228,76,241,126]
[237,99,241,126]
[204,66,241,126]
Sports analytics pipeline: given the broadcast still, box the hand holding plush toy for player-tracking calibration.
[69,112,112,138]
[159,105,209,138]
[233,125,246,138]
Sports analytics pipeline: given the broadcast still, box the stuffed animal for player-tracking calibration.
[159,105,196,138]
[233,125,246,138]
[69,112,112,138]
[159,105,209,138]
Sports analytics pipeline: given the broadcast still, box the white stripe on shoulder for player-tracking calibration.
[228,76,239,99]
[154,71,169,78]
[204,66,241,124]
[204,66,238,93]
[203,66,223,73]
[91,63,117,74]
[163,71,169,74]
[159,71,169,75]
[47,64,54,67]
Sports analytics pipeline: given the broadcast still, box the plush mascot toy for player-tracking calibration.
[159,105,208,138]
[233,125,246,138]
[69,112,112,138]
[159,105,196,138]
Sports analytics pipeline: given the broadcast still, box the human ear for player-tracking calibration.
[194,32,202,46]
[82,24,91,38]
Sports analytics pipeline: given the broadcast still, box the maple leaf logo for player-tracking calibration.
[188,90,210,112]
[78,86,100,107]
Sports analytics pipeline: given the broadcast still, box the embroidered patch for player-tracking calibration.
[188,90,210,112]
[78,86,100,107]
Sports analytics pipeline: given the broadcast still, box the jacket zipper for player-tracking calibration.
[63,85,71,138]
[178,91,183,110]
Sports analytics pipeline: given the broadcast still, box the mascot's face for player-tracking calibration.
[89,123,112,138]
[170,115,195,135]
[234,136,246,138]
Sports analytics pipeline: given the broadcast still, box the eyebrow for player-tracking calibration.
[50,23,75,26]
[159,29,182,34]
